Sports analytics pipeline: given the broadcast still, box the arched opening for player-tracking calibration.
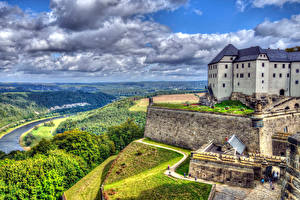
[295,103,299,109]
[279,89,285,96]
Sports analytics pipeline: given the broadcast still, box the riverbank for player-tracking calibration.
[19,117,67,150]
[0,116,63,154]
[0,116,59,140]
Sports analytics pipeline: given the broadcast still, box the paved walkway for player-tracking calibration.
[137,138,281,200]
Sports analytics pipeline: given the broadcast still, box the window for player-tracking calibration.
[225,64,228,69]
[248,63,250,68]
[296,69,299,73]
[287,73,290,78]
[237,82,240,86]
[262,73,264,78]
[224,73,227,78]
[262,80,264,84]
[237,73,239,78]
[289,64,291,69]
[262,63,265,67]
[236,64,239,69]
[283,64,285,69]
[279,73,282,78]
[264,55,266,57]
[296,80,299,85]
[230,57,233,60]
[274,64,277,68]
[240,73,244,78]
[223,83,225,88]
[248,73,250,78]
[242,63,244,68]
[273,73,276,78]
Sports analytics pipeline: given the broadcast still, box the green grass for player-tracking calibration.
[64,155,117,200]
[20,117,67,147]
[175,157,191,176]
[129,98,149,112]
[153,100,254,115]
[143,138,191,155]
[103,142,211,200]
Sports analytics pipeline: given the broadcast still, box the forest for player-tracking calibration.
[0,120,144,199]
[0,91,115,130]
[56,98,146,135]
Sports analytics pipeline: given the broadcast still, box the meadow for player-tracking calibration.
[103,142,211,200]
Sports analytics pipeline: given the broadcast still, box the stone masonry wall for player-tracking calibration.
[261,112,300,155]
[144,107,260,152]
[281,133,300,200]
[189,159,254,188]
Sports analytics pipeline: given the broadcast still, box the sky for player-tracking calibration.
[0,0,300,83]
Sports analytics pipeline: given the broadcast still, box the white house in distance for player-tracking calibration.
[208,44,300,101]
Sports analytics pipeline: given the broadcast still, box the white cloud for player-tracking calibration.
[193,9,203,16]
[1,0,300,82]
[252,0,300,7]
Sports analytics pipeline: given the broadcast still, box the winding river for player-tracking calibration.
[0,117,61,154]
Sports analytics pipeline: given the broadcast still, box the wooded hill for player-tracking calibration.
[0,91,115,128]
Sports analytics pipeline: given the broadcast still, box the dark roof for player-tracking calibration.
[208,44,238,65]
[209,44,300,64]
[288,52,300,62]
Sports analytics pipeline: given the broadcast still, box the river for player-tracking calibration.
[0,117,62,154]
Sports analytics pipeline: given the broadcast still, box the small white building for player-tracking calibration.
[208,44,300,101]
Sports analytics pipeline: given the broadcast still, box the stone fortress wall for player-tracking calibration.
[144,106,300,155]
[144,106,260,152]
[281,133,300,200]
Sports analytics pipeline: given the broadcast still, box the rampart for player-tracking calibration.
[144,106,300,155]
[144,107,260,152]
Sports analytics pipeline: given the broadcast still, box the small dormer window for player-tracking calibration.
[230,57,233,60]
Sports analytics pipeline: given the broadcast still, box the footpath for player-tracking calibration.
[137,138,281,200]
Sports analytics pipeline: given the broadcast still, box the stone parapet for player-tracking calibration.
[282,133,300,199]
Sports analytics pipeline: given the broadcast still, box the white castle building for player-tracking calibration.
[208,44,300,101]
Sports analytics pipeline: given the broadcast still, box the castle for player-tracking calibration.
[144,45,300,198]
[208,44,300,101]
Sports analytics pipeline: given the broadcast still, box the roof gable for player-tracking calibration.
[208,44,238,65]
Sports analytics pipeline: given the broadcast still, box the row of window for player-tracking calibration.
[208,74,217,78]
[213,79,299,89]
[274,63,291,69]
[208,65,217,70]
[220,80,299,88]
[236,63,251,69]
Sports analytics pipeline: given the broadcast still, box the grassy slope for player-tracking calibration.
[143,138,191,176]
[20,118,67,147]
[103,142,211,200]
[129,98,149,112]
[153,100,254,115]
[65,155,117,200]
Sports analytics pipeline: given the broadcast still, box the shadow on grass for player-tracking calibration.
[109,182,212,200]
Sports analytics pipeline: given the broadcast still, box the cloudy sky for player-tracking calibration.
[1,0,300,83]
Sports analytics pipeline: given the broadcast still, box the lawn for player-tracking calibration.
[64,155,117,200]
[20,117,67,147]
[153,100,254,115]
[175,157,191,176]
[129,98,149,112]
[143,138,191,155]
[103,142,211,200]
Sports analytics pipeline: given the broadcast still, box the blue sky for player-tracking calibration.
[0,0,300,82]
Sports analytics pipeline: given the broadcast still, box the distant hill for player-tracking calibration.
[0,91,115,128]
[56,98,146,135]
